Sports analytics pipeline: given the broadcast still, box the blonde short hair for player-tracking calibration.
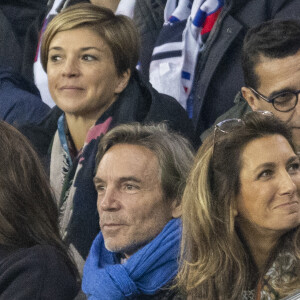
[41,3,140,76]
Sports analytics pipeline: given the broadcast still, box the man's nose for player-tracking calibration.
[97,187,121,212]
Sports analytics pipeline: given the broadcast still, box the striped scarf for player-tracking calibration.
[150,0,224,115]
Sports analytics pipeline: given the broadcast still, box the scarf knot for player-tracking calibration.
[82,218,181,299]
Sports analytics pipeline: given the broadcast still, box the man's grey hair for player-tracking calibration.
[96,122,195,203]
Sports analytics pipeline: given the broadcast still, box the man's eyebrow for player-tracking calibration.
[268,88,297,99]
[287,155,299,165]
[93,176,142,185]
[93,177,104,185]
[119,177,142,183]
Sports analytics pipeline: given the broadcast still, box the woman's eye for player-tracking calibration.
[49,55,61,62]
[258,169,273,179]
[82,54,96,61]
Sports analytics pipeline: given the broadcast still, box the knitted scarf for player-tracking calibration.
[82,218,181,299]
[149,0,224,114]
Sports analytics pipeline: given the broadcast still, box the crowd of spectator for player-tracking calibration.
[0,0,300,299]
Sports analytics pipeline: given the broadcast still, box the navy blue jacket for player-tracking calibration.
[0,69,50,126]
[0,244,79,299]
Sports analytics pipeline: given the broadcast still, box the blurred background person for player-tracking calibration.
[177,111,300,299]
[0,121,79,299]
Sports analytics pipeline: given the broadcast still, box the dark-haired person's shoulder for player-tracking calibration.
[0,244,79,299]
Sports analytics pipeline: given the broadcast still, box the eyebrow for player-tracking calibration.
[93,176,142,185]
[287,155,299,165]
[253,162,275,173]
[253,155,299,173]
[268,88,297,99]
[119,177,142,184]
[93,177,104,185]
[49,46,103,52]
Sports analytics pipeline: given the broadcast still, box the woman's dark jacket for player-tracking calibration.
[0,244,79,299]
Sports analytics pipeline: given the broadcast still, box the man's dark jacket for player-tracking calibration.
[190,0,300,137]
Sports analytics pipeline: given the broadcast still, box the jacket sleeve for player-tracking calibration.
[0,245,79,300]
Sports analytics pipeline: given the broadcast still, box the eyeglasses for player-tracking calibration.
[212,111,273,157]
[249,87,300,112]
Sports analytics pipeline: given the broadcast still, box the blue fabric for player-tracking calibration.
[57,114,72,168]
[82,218,181,299]
[0,69,50,126]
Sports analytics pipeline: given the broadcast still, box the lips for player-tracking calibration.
[101,223,123,228]
[273,201,299,210]
[59,85,84,91]
[100,220,127,230]
[101,223,126,235]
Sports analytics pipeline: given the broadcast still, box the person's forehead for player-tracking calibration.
[240,135,296,176]
[255,51,300,93]
[98,143,160,178]
[50,27,109,49]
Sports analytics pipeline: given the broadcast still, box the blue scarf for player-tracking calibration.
[82,218,181,299]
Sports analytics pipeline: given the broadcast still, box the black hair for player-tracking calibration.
[242,19,300,89]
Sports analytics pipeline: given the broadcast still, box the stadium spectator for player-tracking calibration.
[82,123,194,299]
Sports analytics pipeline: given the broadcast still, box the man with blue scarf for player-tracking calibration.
[82,123,195,299]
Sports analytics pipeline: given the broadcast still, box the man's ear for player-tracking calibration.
[241,87,259,111]
[171,200,182,218]
[115,68,131,94]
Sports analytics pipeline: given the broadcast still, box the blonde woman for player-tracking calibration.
[177,111,300,299]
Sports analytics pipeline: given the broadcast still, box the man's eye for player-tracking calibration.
[126,185,135,190]
[124,184,139,192]
[96,185,106,193]
[288,162,300,173]
[275,93,294,103]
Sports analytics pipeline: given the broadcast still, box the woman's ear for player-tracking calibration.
[115,68,131,94]
[171,200,182,218]
[232,199,239,218]
[233,207,238,217]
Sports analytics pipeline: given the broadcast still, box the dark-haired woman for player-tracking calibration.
[0,121,79,299]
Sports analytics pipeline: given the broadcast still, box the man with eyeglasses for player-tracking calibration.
[202,19,300,152]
